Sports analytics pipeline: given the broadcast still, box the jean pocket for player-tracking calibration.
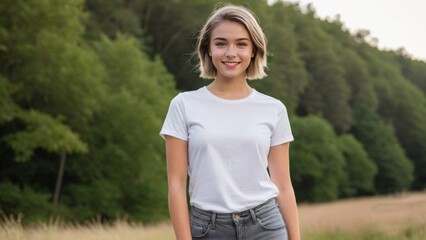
[257,206,285,231]
[190,216,211,238]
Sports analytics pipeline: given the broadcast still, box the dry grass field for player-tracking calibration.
[1,192,425,240]
[299,192,426,235]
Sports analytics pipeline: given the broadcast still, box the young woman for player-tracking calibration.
[160,5,300,240]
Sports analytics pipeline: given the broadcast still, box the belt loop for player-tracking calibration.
[249,209,257,224]
[211,213,216,229]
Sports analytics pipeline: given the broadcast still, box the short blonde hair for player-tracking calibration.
[196,5,267,80]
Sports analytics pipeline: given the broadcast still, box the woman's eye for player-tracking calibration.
[215,42,226,46]
[237,43,248,47]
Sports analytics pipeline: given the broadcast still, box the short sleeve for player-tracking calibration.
[270,103,294,146]
[159,93,188,141]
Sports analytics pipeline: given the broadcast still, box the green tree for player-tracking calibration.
[0,76,19,123]
[2,0,426,224]
[290,116,346,202]
[0,181,68,223]
[352,109,414,193]
[250,1,308,112]
[0,0,105,207]
[286,4,352,133]
[396,51,426,94]
[84,0,143,40]
[64,35,176,222]
[337,134,377,196]
[356,46,424,190]
[324,19,419,192]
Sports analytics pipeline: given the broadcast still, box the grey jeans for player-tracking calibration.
[190,198,288,240]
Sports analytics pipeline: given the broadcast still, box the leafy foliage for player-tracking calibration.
[1,0,425,224]
[0,181,68,223]
[337,134,377,196]
[290,116,346,202]
[4,110,87,162]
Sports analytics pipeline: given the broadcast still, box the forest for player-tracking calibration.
[1,0,426,224]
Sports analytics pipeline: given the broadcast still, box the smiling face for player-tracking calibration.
[209,20,254,82]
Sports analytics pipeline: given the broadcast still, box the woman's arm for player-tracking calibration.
[268,142,301,240]
[165,135,191,240]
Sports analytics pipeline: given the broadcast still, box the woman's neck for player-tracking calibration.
[207,78,252,100]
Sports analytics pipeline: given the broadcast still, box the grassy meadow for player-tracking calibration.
[1,193,425,240]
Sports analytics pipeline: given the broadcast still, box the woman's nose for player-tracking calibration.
[225,45,236,57]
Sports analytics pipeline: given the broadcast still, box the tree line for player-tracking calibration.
[1,0,425,224]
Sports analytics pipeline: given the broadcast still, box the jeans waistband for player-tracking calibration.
[191,198,277,227]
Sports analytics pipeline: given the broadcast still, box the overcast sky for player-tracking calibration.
[280,0,426,61]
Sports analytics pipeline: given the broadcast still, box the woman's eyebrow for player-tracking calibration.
[212,37,250,41]
[236,38,250,41]
[212,37,227,41]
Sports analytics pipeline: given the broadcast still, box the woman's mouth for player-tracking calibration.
[223,61,240,68]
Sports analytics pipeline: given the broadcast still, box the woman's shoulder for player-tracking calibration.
[252,89,286,109]
[180,86,205,97]
[169,86,206,105]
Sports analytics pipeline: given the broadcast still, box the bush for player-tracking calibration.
[0,182,67,223]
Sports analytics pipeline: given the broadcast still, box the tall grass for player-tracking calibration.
[1,217,424,240]
[306,224,425,240]
[0,214,175,240]
[2,193,425,240]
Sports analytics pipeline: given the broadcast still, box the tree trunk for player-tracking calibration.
[53,149,67,204]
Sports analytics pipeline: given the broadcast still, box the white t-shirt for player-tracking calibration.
[160,86,294,213]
